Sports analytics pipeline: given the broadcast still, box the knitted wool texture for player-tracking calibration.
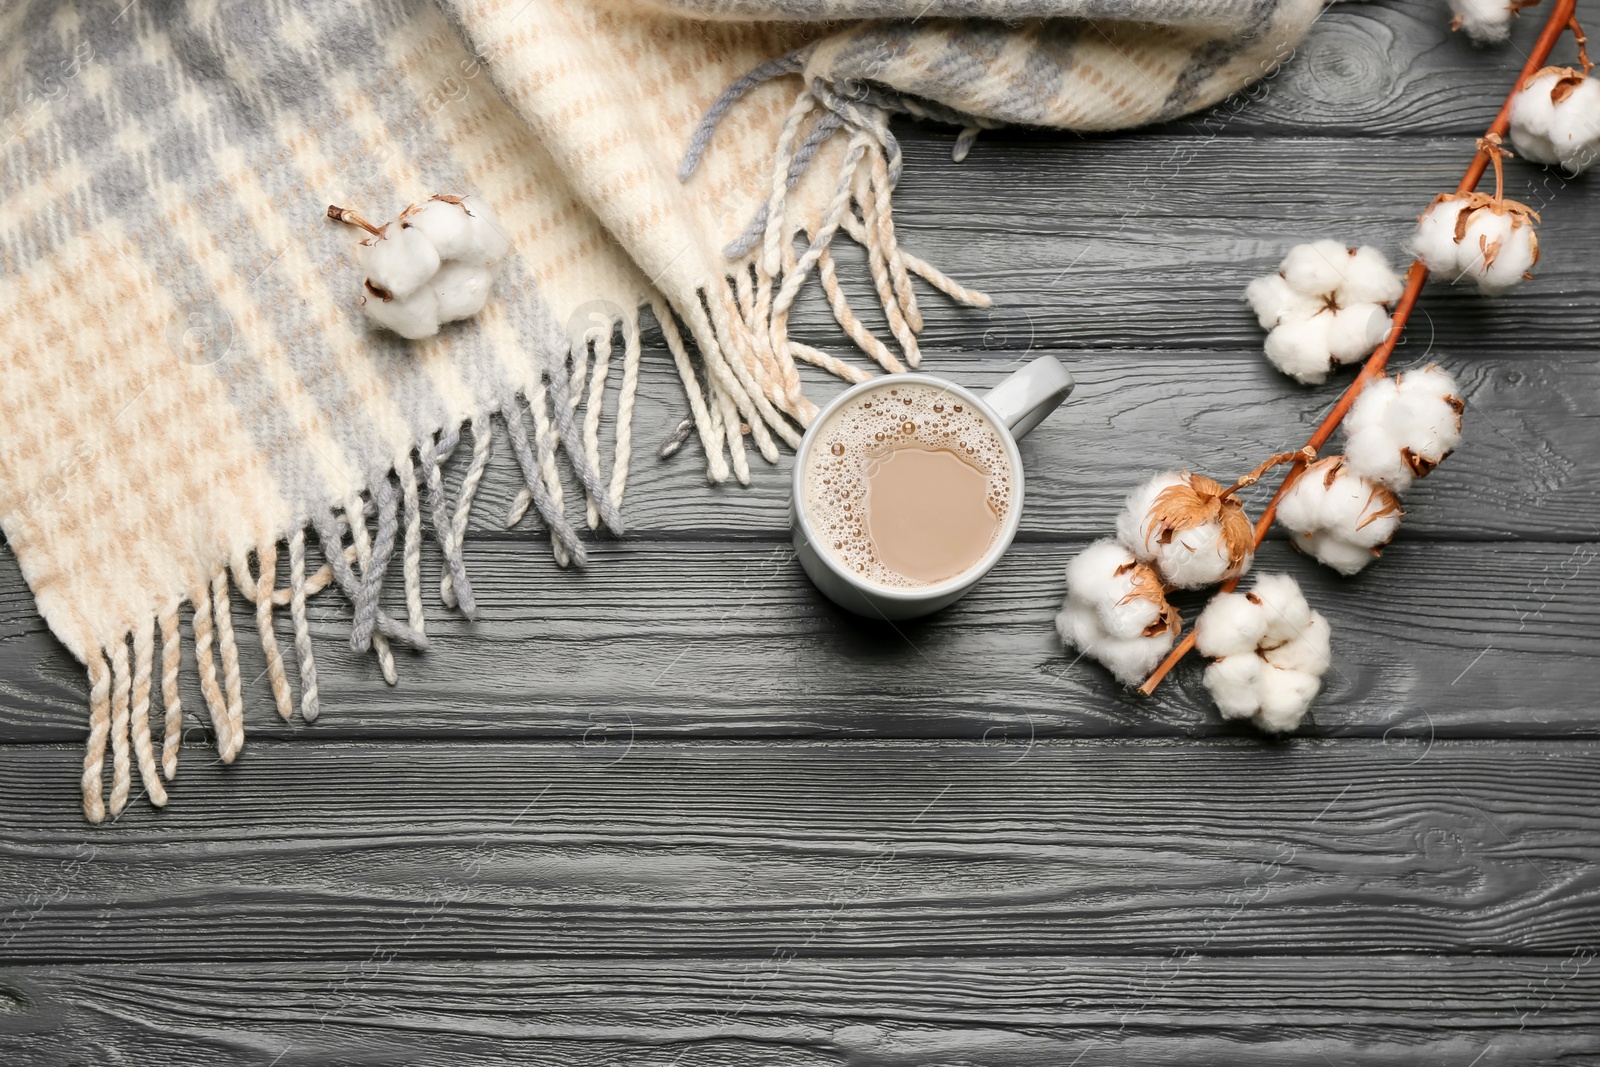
[0,0,1323,821]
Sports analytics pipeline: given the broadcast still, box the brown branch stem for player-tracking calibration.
[327,204,383,236]
[1136,0,1579,698]
[1223,447,1317,499]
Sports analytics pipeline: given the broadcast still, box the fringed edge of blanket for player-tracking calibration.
[78,63,994,825]
[75,317,646,823]
[665,63,992,483]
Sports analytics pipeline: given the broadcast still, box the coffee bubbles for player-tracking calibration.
[803,382,1013,587]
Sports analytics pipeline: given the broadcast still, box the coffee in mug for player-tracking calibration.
[791,357,1073,620]
[802,381,1014,587]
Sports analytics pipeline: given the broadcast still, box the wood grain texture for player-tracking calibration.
[455,344,1600,541]
[798,135,1599,357]
[3,957,1597,1066]
[3,740,1599,960]
[1143,0,1593,138]
[0,538,1595,744]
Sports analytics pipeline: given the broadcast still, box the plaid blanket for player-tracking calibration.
[0,0,1323,820]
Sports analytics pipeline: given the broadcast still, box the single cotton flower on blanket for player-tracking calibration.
[1509,66,1600,173]
[1411,191,1540,294]
[1276,456,1404,576]
[1448,0,1532,43]
[1343,365,1465,492]
[1194,574,1332,734]
[334,196,511,340]
[1116,471,1254,588]
[1244,240,1404,384]
[1055,539,1180,686]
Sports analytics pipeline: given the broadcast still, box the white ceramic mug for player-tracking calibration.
[791,355,1075,620]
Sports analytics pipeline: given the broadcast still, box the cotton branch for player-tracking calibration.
[1137,0,1582,698]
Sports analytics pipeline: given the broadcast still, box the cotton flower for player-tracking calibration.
[1509,66,1600,173]
[1276,456,1404,576]
[1055,539,1180,686]
[1116,471,1254,588]
[343,195,511,340]
[1448,0,1527,43]
[1411,191,1540,294]
[1244,241,1403,384]
[1343,365,1465,492]
[1194,573,1331,734]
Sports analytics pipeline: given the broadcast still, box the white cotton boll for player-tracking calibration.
[1395,360,1462,402]
[1449,0,1515,43]
[1309,473,1394,547]
[1511,70,1565,165]
[1245,273,1319,331]
[1254,665,1322,733]
[1251,243,1402,384]
[1193,591,1267,659]
[1065,539,1138,606]
[1348,374,1399,425]
[1411,198,1471,275]
[1393,367,1466,460]
[1251,573,1314,644]
[1264,612,1332,676]
[1116,471,1253,589]
[1459,208,1537,294]
[404,199,475,260]
[1094,632,1178,688]
[1115,474,1182,560]
[1414,193,1541,295]
[1062,543,1177,659]
[405,196,511,269]
[1328,477,1402,549]
[1196,573,1331,734]
[1338,246,1406,306]
[1058,541,1179,686]
[1344,368,1463,492]
[1263,312,1337,384]
[1326,304,1392,365]
[1510,69,1600,173]
[363,285,441,340]
[1280,239,1352,296]
[432,262,495,323]
[1056,599,1104,655]
[1296,531,1379,576]
[1344,425,1409,492]
[1204,655,1263,720]
[1155,523,1241,588]
[1548,78,1600,172]
[342,194,511,341]
[1100,592,1163,643]
[361,226,440,300]
[1065,539,1165,642]
[1055,599,1174,688]
[1276,458,1402,575]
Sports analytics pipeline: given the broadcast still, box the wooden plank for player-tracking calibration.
[451,345,1600,541]
[796,135,1599,357]
[1,538,1594,743]
[2,956,1596,1065]
[2,739,1597,960]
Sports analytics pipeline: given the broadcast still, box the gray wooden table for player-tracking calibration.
[4,3,1599,1063]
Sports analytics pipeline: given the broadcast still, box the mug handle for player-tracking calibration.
[983,355,1074,440]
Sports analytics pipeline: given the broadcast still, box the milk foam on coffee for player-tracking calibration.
[804,382,1013,587]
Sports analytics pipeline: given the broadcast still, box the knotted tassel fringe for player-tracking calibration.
[661,55,992,475]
